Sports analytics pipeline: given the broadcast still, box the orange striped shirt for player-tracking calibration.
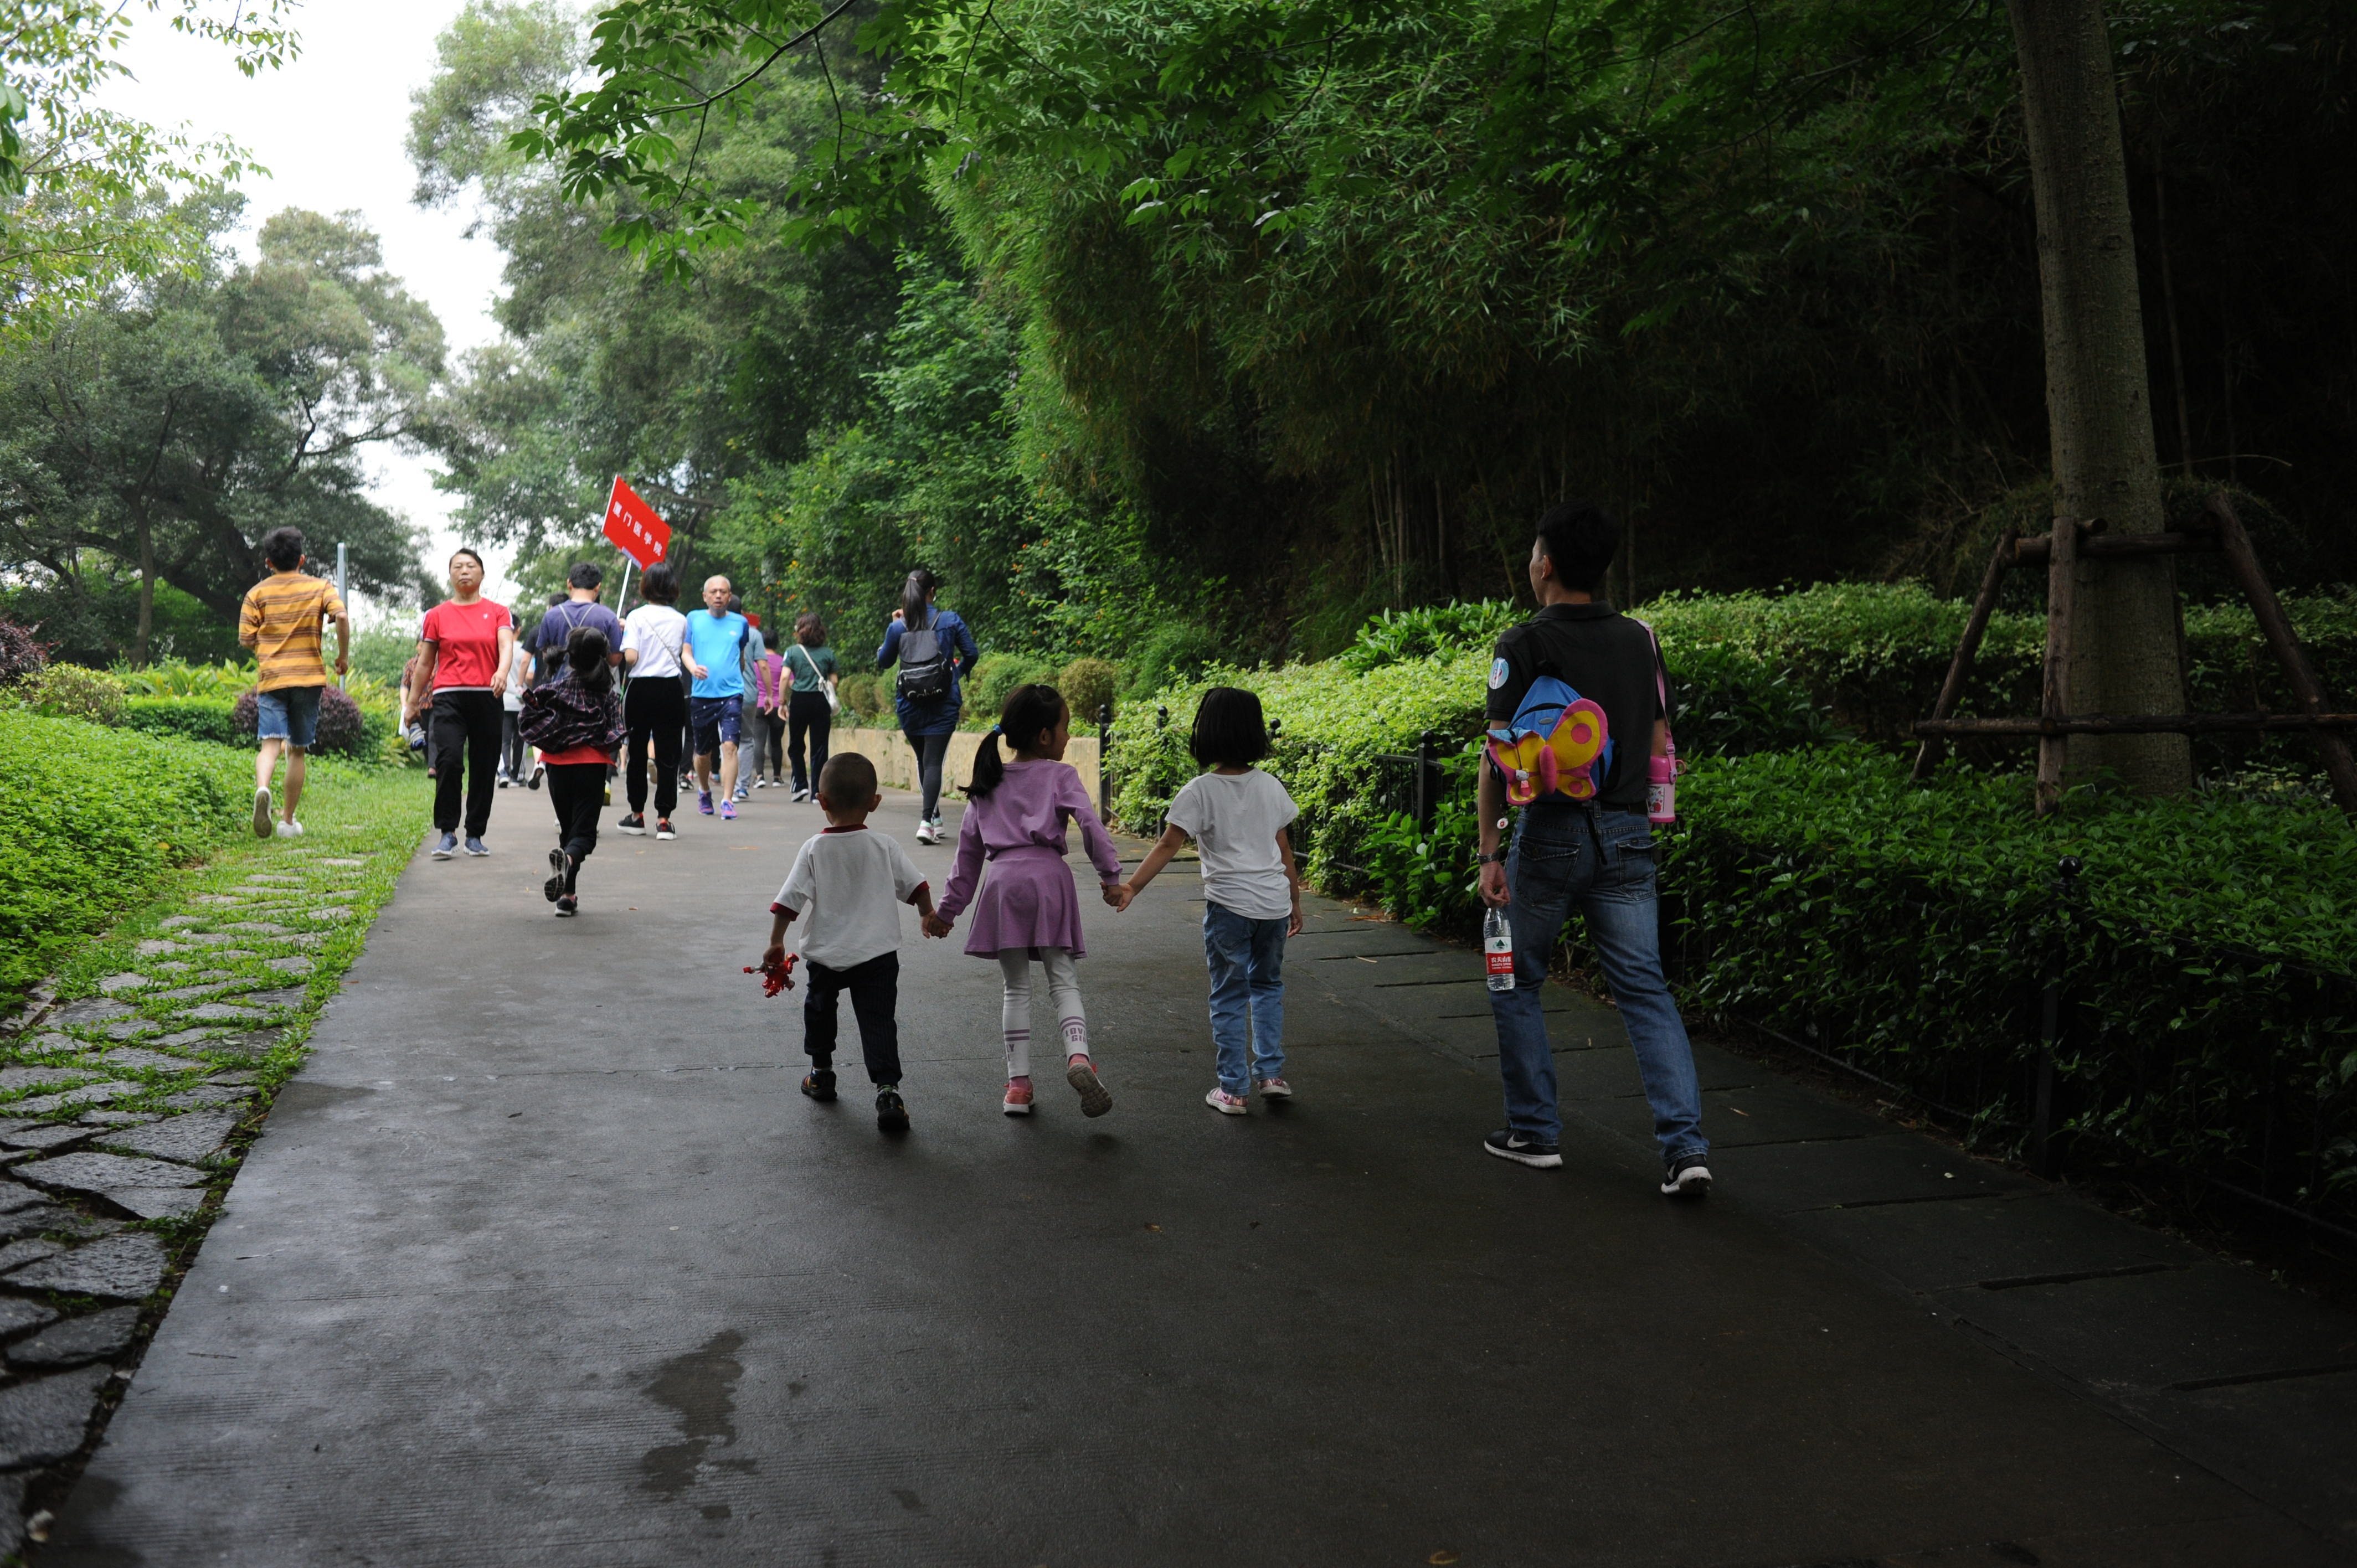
[239,571,346,692]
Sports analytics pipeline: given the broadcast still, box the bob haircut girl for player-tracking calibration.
[927,683,1128,1118]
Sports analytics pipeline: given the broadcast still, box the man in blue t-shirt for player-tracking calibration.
[684,574,752,820]
[534,561,625,680]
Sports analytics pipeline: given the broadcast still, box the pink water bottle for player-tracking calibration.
[1646,736,1678,824]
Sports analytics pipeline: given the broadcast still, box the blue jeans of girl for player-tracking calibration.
[1486,803,1706,1160]
[1204,902,1288,1093]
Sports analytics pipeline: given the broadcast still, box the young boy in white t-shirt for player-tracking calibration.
[1114,687,1304,1115]
[763,751,938,1132]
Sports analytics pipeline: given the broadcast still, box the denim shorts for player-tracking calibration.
[255,685,322,747]
[689,695,743,754]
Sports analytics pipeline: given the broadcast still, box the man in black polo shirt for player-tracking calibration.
[1476,501,1711,1196]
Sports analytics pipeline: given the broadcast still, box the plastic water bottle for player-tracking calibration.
[1484,906,1515,992]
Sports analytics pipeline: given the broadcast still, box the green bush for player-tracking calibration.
[121,695,245,747]
[1340,600,1524,673]
[1056,657,1121,724]
[230,685,369,757]
[1666,746,2357,1226]
[0,711,248,1004]
[837,672,884,723]
[7,662,128,725]
[1123,621,1227,699]
[966,654,1057,727]
[112,657,256,699]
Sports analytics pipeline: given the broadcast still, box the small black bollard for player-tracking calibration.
[2029,854,2083,1179]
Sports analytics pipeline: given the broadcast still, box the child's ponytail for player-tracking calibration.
[965,683,1067,799]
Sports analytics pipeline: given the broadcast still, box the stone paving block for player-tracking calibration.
[94,974,149,994]
[180,1003,261,1023]
[0,1123,91,1152]
[101,1187,204,1221]
[0,1184,49,1216]
[152,983,232,1003]
[11,1305,139,1368]
[7,1233,169,1299]
[96,1049,203,1075]
[310,905,352,920]
[0,1204,75,1243]
[156,915,202,929]
[148,1029,220,1051]
[0,1364,110,1466]
[76,1112,156,1127]
[0,1299,57,1339]
[238,987,310,1010]
[158,1085,253,1111]
[50,1000,131,1027]
[318,857,367,865]
[265,956,314,976]
[229,921,292,935]
[0,1067,93,1095]
[100,1111,239,1165]
[0,1239,63,1273]
[13,1082,138,1115]
[100,1020,158,1040]
[132,940,184,957]
[15,1152,204,1194]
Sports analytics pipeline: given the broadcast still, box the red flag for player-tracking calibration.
[601,477,672,569]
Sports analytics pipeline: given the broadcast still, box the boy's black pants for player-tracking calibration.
[804,952,901,1086]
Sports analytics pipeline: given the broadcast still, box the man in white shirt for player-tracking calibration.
[616,560,691,839]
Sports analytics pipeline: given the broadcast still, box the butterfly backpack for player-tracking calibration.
[1484,675,1614,806]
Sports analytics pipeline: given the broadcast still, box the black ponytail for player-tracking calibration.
[965,683,1067,798]
[565,625,614,697]
[900,568,938,630]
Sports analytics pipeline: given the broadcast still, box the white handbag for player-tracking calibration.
[791,643,840,713]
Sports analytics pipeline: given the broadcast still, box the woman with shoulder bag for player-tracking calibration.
[876,569,977,844]
[783,611,840,802]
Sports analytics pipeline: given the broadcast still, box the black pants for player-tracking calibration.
[905,729,953,821]
[788,692,832,793]
[431,689,503,837]
[501,710,526,779]
[624,677,686,819]
[544,762,604,889]
[804,952,901,1086]
[759,706,786,780]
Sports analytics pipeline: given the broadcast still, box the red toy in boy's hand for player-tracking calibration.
[745,953,799,997]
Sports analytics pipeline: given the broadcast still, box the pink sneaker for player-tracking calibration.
[1205,1086,1247,1116]
[1066,1055,1112,1118]
[1254,1077,1293,1098]
[1002,1079,1034,1116]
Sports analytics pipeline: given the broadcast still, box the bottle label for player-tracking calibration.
[1485,936,1514,977]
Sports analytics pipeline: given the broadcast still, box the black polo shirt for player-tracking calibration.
[1485,602,1669,812]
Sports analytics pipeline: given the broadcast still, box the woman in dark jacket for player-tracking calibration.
[522,626,627,917]
[876,568,979,844]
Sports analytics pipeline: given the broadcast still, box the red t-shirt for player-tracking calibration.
[539,745,612,766]
[420,599,512,689]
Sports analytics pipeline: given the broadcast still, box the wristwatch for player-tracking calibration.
[1476,850,1507,865]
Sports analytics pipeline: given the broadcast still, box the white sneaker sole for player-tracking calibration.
[1205,1088,1247,1116]
[618,822,646,835]
[1002,1098,1032,1117]
[1661,1165,1713,1198]
[253,787,272,839]
[1067,1060,1112,1118]
[1485,1139,1563,1169]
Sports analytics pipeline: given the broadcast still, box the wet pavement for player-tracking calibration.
[44,778,2357,1565]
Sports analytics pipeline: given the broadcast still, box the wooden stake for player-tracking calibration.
[2207,493,2357,816]
[1913,525,2019,781]
[2037,515,2078,814]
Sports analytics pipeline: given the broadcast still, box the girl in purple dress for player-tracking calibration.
[924,685,1126,1118]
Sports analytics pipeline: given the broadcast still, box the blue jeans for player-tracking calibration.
[1204,901,1288,1092]
[254,685,321,747]
[1487,804,1705,1160]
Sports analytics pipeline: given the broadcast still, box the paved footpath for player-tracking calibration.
[47,781,2357,1566]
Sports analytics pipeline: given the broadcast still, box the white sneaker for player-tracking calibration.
[1205,1086,1247,1116]
[914,821,938,845]
[275,819,302,838]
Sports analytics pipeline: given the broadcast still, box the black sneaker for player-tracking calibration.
[1484,1129,1563,1169]
[876,1085,910,1132]
[800,1069,837,1102]
[617,813,646,835]
[553,894,577,917]
[544,847,567,902]
[655,818,677,840]
[1661,1152,1713,1198]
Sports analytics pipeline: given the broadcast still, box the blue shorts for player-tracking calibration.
[689,695,742,755]
[255,685,322,748]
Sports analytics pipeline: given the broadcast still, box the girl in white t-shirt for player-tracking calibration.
[1115,687,1304,1115]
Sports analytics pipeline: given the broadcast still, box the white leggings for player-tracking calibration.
[999,947,1087,1079]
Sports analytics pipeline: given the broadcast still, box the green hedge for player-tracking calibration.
[1667,747,2357,1227]
[0,712,249,1004]
[121,695,245,747]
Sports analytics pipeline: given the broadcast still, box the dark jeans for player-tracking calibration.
[904,728,953,821]
[753,707,785,780]
[430,689,502,837]
[544,762,604,889]
[624,677,685,819]
[500,709,526,780]
[804,952,902,1086]
[789,692,832,793]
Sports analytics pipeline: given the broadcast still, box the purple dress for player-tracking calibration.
[936,760,1124,958]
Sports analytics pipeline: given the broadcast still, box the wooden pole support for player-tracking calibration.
[1913,526,2019,782]
[2011,529,2215,566]
[2207,493,2357,816]
[2036,514,2078,814]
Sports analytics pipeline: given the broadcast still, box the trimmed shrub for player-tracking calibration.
[966,655,1057,727]
[1123,621,1226,699]
[0,615,49,685]
[836,672,884,723]
[0,711,248,1003]
[121,696,245,748]
[8,663,127,726]
[1056,657,1121,724]
[230,685,367,756]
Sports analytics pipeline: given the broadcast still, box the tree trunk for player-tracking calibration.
[2004,0,2186,795]
[136,511,155,667]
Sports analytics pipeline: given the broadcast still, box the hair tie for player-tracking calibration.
[989,723,1002,736]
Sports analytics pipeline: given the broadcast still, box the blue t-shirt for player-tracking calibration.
[686,610,750,699]
[534,600,625,665]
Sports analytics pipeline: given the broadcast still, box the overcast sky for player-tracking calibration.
[101,2,528,617]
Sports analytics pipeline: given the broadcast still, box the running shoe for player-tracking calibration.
[431,832,457,860]
[1002,1079,1033,1116]
[698,790,714,816]
[617,813,646,835]
[792,787,810,803]
[655,818,677,840]
[875,1086,910,1132]
[1661,1153,1713,1199]
[719,800,736,821]
[253,786,273,839]
[732,787,748,804]
[1254,1077,1293,1098]
[275,819,302,838]
[801,1068,837,1102]
[554,894,577,917]
[463,836,491,857]
[1205,1086,1248,1116]
[1066,1056,1113,1118]
[750,777,766,790]
[497,776,511,789]
[914,821,938,846]
[1483,1129,1562,1169]
[544,847,567,902]
[527,765,543,791]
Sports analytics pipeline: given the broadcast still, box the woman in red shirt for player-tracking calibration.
[405,549,516,859]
